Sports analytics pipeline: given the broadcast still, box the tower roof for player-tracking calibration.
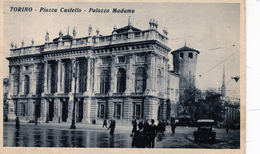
[171,46,200,54]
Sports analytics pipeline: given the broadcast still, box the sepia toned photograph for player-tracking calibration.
[2,1,245,152]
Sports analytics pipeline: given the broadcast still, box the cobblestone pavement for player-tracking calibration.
[3,122,240,148]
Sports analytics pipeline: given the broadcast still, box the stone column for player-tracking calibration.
[16,101,21,117]
[123,98,132,122]
[82,98,91,123]
[57,59,61,93]
[125,54,133,94]
[53,98,60,122]
[30,64,36,95]
[43,61,48,94]
[40,98,47,122]
[90,98,98,120]
[83,57,90,93]
[70,58,76,93]
[47,63,52,94]
[19,65,24,95]
[61,61,65,93]
[107,98,114,119]
[109,56,116,95]
[94,58,100,93]
[147,54,155,94]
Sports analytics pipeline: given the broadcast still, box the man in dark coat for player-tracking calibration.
[171,121,176,134]
[132,119,137,133]
[143,120,150,147]
[131,124,146,148]
[103,119,107,128]
[108,119,116,136]
[148,119,157,148]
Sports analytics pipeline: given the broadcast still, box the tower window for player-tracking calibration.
[25,66,29,71]
[118,56,125,63]
[179,53,183,59]
[189,53,193,59]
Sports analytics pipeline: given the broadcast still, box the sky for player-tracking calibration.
[2,2,241,97]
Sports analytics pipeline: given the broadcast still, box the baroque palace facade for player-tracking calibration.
[7,19,180,123]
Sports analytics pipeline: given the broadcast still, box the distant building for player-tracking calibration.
[6,19,180,123]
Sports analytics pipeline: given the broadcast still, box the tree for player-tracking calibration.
[178,88,224,123]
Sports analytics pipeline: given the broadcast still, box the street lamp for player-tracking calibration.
[70,59,78,129]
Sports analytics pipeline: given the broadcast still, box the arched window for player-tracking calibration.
[24,75,30,95]
[157,69,162,92]
[117,68,126,93]
[36,74,43,95]
[135,67,146,93]
[100,70,110,93]
[79,59,88,93]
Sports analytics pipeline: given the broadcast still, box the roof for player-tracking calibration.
[197,119,214,123]
[53,35,73,42]
[171,46,200,54]
[112,25,141,34]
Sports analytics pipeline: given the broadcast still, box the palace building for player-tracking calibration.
[6,19,180,123]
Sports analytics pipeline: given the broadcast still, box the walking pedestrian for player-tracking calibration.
[138,119,143,129]
[108,119,116,136]
[148,119,157,148]
[143,120,149,134]
[132,119,137,133]
[162,120,166,135]
[171,121,176,134]
[103,119,107,128]
[15,117,20,131]
[157,119,163,136]
[131,124,146,148]
[143,120,150,147]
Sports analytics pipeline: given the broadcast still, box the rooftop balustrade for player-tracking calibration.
[9,29,168,57]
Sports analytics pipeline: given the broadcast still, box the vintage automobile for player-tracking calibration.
[193,119,216,142]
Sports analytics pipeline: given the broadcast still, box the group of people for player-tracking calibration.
[131,119,158,148]
[131,119,177,148]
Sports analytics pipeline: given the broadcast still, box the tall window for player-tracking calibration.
[51,62,58,94]
[135,67,146,93]
[157,69,162,92]
[117,68,126,93]
[24,75,30,95]
[64,61,72,93]
[13,75,20,95]
[79,59,88,93]
[100,70,110,93]
[36,74,43,94]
